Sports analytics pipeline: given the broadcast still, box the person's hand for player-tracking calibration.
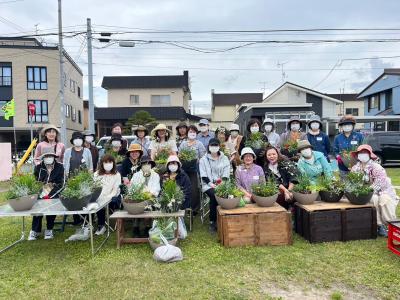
[284,189,292,201]
[123,178,130,186]
[210,183,217,189]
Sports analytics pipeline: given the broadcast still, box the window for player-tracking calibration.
[373,122,385,131]
[71,107,76,121]
[65,104,70,117]
[78,86,81,98]
[0,66,12,86]
[345,108,359,116]
[27,100,48,123]
[385,90,393,109]
[130,95,139,105]
[70,79,75,93]
[368,94,380,112]
[388,121,400,131]
[151,95,171,106]
[78,110,82,124]
[27,67,47,90]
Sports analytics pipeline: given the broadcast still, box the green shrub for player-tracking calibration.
[292,174,319,194]
[5,173,42,200]
[344,172,374,196]
[317,173,345,194]
[61,169,99,199]
[124,183,154,203]
[215,180,244,198]
[252,178,279,197]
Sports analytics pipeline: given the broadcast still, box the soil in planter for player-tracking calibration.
[60,195,91,211]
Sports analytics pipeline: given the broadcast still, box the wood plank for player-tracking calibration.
[218,203,286,216]
[296,200,373,212]
[110,210,185,219]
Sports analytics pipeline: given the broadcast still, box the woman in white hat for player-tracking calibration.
[149,124,178,161]
[227,123,244,167]
[262,118,280,148]
[34,124,65,165]
[235,147,265,201]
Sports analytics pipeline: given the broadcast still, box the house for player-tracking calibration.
[211,91,263,128]
[235,82,342,135]
[0,37,83,151]
[357,68,400,131]
[326,93,364,129]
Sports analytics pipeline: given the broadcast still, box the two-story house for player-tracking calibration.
[327,93,364,129]
[0,37,84,151]
[96,71,201,136]
[357,68,400,131]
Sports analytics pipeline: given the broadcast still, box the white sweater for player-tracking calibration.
[94,172,121,201]
[130,170,161,197]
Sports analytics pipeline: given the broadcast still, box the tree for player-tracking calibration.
[124,110,157,134]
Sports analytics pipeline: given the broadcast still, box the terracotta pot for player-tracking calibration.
[90,187,103,203]
[60,194,91,211]
[215,195,240,209]
[149,237,178,250]
[8,194,37,211]
[319,191,344,203]
[345,191,373,205]
[292,191,319,205]
[123,199,148,215]
[253,193,279,207]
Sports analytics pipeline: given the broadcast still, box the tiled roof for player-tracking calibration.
[212,93,263,107]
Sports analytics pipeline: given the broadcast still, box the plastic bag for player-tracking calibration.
[177,217,187,239]
[238,197,246,207]
[149,218,176,244]
[153,235,183,263]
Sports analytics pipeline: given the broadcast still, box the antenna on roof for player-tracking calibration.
[277,61,288,83]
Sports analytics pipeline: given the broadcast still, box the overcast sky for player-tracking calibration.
[1,0,400,114]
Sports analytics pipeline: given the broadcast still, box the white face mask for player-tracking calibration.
[103,163,114,172]
[291,123,300,131]
[73,138,83,147]
[168,164,179,173]
[310,122,320,130]
[112,140,121,147]
[230,131,239,138]
[141,164,152,173]
[342,124,353,133]
[199,126,208,133]
[85,136,94,143]
[209,146,219,154]
[264,124,273,132]
[188,132,197,140]
[43,156,54,165]
[358,153,370,163]
[301,148,313,158]
[250,126,259,133]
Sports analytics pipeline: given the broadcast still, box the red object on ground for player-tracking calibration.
[43,195,50,200]
[388,220,400,257]
[28,102,36,116]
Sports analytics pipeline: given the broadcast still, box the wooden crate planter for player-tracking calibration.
[217,203,292,247]
[295,201,377,243]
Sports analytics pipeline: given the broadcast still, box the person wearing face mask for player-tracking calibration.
[296,140,332,184]
[149,124,178,161]
[262,118,280,148]
[242,119,269,166]
[63,131,93,177]
[28,148,65,241]
[94,155,122,235]
[351,145,399,237]
[120,144,143,185]
[175,122,188,149]
[306,115,331,161]
[111,122,128,152]
[215,126,236,163]
[34,124,65,165]
[162,155,192,209]
[100,133,127,165]
[279,116,307,161]
[263,146,298,210]
[235,147,265,202]
[131,125,151,159]
[83,130,99,170]
[197,118,215,148]
[199,138,230,232]
[130,157,161,197]
[333,115,364,176]
[227,124,245,167]
[178,125,206,213]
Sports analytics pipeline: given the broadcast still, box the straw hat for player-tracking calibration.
[126,143,143,157]
[297,140,313,152]
[41,124,59,135]
[151,124,172,138]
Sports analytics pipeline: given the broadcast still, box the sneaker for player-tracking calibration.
[95,226,106,236]
[209,222,217,233]
[44,230,54,240]
[28,230,39,241]
[378,225,388,237]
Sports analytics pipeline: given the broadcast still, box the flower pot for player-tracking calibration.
[292,191,319,205]
[215,195,240,209]
[319,191,344,203]
[8,194,37,211]
[90,187,103,203]
[123,199,148,215]
[60,195,92,211]
[149,237,178,250]
[345,191,373,205]
[253,193,279,207]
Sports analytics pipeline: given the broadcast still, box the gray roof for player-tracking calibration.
[357,68,400,97]
[212,93,263,107]
[101,71,189,90]
[325,93,359,102]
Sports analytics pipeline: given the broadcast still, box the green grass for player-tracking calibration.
[0,170,399,299]
[387,168,400,187]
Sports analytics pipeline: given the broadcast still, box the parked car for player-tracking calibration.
[96,135,136,150]
[364,131,400,165]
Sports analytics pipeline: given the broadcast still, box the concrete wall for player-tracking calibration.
[212,105,236,123]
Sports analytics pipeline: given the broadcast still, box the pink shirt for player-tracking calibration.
[34,141,65,165]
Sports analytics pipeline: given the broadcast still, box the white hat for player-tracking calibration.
[240,147,256,159]
[229,124,240,132]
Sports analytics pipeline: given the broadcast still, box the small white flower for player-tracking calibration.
[228,195,234,199]
[171,198,176,203]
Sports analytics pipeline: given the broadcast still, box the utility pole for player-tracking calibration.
[277,61,288,83]
[87,18,95,132]
[57,0,66,144]
[259,81,267,95]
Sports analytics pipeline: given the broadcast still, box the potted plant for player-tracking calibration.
[178,148,197,173]
[154,147,170,174]
[5,173,42,211]
[292,174,320,205]
[344,172,374,205]
[123,183,154,215]
[340,147,357,169]
[60,170,98,211]
[244,131,267,149]
[158,179,184,213]
[215,180,244,209]
[251,178,279,207]
[318,174,345,203]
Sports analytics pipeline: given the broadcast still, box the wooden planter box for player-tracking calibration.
[217,203,292,247]
[295,201,377,243]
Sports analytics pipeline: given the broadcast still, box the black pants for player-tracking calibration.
[97,195,122,227]
[205,188,217,223]
[31,215,56,232]
[188,171,200,212]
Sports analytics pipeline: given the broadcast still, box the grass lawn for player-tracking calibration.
[0,171,399,299]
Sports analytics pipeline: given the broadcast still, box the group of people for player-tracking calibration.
[28,114,398,239]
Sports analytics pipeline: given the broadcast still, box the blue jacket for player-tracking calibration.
[297,151,332,184]
[333,131,364,171]
[307,132,330,160]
